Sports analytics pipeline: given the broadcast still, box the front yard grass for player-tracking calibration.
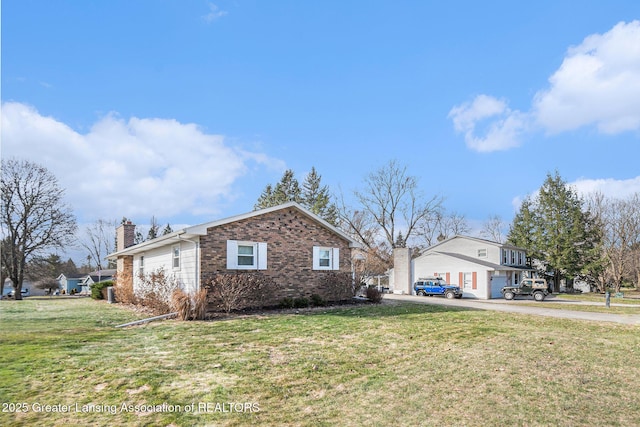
[556,289,640,304]
[517,300,640,315]
[1,297,639,426]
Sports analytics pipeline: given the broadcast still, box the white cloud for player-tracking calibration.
[511,176,640,212]
[202,3,228,23]
[451,21,640,151]
[448,95,530,152]
[533,21,640,134]
[1,102,284,222]
[569,176,640,199]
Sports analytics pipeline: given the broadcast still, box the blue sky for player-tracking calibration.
[3,1,640,247]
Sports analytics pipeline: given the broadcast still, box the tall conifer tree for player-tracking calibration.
[255,168,338,225]
[508,171,600,291]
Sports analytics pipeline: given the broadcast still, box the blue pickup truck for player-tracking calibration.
[413,277,463,299]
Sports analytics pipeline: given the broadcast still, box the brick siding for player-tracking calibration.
[200,207,352,303]
[116,255,133,288]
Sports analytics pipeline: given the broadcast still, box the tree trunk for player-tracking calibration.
[9,275,23,300]
[553,271,561,293]
[0,270,6,297]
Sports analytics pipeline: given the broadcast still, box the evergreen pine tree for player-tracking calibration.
[273,169,302,204]
[255,167,338,225]
[254,184,276,210]
[507,171,600,292]
[162,223,173,235]
[147,216,160,240]
[302,167,338,226]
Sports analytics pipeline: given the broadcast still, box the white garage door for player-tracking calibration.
[491,276,506,299]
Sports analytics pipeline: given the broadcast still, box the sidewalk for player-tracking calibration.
[383,293,640,325]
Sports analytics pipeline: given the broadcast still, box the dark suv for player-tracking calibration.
[501,278,549,301]
[413,277,463,299]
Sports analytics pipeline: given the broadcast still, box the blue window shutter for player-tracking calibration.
[332,248,340,270]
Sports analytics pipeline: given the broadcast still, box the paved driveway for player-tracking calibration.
[384,293,640,325]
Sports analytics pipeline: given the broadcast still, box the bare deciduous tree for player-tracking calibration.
[81,219,116,271]
[34,277,60,295]
[414,210,469,248]
[480,214,506,243]
[336,192,391,264]
[439,211,470,240]
[350,159,443,253]
[588,191,640,292]
[1,159,77,300]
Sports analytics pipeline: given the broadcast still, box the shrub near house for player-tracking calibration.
[90,281,113,300]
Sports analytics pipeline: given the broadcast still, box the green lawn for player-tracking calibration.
[556,290,640,305]
[1,297,639,426]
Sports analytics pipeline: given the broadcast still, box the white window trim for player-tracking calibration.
[172,244,181,270]
[477,248,487,258]
[139,255,145,276]
[313,246,340,270]
[227,240,267,270]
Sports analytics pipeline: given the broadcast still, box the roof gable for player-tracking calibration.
[424,235,525,253]
[108,202,358,258]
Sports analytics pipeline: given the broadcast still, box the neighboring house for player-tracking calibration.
[107,202,359,305]
[390,235,534,299]
[57,274,85,294]
[58,270,116,295]
[80,269,116,294]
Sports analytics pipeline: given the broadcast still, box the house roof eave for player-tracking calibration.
[107,202,360,259]
[186,202,359,247]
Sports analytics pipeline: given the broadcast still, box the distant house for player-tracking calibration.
[57,274,85,294]
[54,269,116,295]
[390,235,534,299]
[107,202,359,306]
[79,269,116,294]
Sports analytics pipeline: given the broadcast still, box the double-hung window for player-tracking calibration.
[227,240,267,270]
[172,245,180,270]
[313,246,340,270]
[237,244,255,266]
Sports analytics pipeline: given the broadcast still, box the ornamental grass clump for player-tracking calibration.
[171,288,208,320]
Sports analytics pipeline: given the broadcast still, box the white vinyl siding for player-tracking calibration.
[131,239,200,296]
[227,240,267,270]
[313,246,340,270]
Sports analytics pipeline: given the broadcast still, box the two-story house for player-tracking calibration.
[391,235,533,299]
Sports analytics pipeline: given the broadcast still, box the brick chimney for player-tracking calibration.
[116,221,136,251]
